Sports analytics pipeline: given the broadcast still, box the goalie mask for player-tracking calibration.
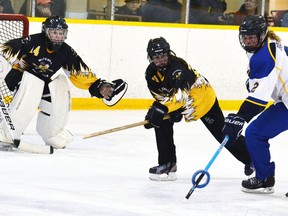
[147,37,171,73]
[239,15,268,53]
[42,16,68,52]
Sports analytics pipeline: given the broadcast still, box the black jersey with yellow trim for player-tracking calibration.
[0,33,98,90]
[145,55,216,121]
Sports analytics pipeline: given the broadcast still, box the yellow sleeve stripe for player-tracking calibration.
[245,98,267,107]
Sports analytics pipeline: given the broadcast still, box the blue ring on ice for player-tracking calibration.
[191,169,210,188]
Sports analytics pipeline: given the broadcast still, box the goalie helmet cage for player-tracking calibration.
[0,14,29,44]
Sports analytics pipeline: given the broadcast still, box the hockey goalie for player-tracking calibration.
[0,16,127,152]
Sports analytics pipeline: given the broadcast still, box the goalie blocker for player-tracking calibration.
[89,79,128,106]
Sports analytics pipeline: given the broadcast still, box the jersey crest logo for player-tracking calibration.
[33,58,53,73]
[172,69,182,79]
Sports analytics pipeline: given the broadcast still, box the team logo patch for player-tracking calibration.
[33,58,53,73]
[172,69,182,79]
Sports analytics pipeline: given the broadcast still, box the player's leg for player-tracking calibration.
[0,72,44,144]
[242,102,288,193]
[36,74,73,149]
[200,98,253,175]
[149,119,177,181]
[0,68,24,143]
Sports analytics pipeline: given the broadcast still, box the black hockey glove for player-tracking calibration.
[222,113,245,144]
[89,79,109,98]
[144,101,168,129]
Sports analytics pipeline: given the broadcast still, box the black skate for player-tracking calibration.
[149,162,177,181]
[241,173,275,194]
[244,163,255,176]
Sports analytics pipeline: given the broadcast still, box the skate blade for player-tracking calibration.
[149,172,177,181]
[241,187,274,194]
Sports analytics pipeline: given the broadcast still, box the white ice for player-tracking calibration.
[0,110,287,216]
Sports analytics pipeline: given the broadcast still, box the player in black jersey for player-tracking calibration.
[144,37,252,181]
[0,16,127,150]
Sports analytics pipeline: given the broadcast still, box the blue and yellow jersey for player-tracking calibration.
[238,38,288,121]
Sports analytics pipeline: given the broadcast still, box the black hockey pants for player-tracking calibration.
[154,99,251,165]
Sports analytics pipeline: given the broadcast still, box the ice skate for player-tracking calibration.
[149,162,177,181]
[241,173,275,194]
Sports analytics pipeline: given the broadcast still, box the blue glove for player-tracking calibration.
[144,101,168,129]
[222,113,245,142]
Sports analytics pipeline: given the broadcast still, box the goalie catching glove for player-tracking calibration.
[89,79,128,106]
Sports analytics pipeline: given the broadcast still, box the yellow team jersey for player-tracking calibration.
[145,55,216,121]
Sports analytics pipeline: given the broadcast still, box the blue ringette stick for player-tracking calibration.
[185,135,229,199]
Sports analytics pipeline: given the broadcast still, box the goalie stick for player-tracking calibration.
[0,81,53,154]
[185,135,229,199]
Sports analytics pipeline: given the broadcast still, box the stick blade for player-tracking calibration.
[17,140,53,154]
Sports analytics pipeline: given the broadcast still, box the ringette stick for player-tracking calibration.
[185,135,229,199]
[83,115,170,139]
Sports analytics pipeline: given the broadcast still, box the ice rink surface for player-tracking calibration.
[0,110,287,216]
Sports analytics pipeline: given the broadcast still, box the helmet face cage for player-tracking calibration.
[42,16,68,51]
[239,15,268,53]
[147,37,170,60]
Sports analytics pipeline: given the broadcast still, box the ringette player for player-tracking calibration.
[0,16,127,150]
[144,37,253,181]
[223,15,288,194]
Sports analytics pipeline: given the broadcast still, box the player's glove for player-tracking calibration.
[102,79,128,106]
[144,101,168,129]
[89,79,127,106]
[89,79,110,98]
[222,113,245,144]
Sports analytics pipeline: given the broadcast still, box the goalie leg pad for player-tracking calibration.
[8,72,45,139]
[0,120,13,144]
[36,74,72,149]
[42,128,73,149]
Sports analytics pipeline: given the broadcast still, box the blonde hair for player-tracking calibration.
[267,30,281,42]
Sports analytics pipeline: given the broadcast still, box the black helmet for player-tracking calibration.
[147,37,170,59]
[42,16,68,51]
[239,15,268,53]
